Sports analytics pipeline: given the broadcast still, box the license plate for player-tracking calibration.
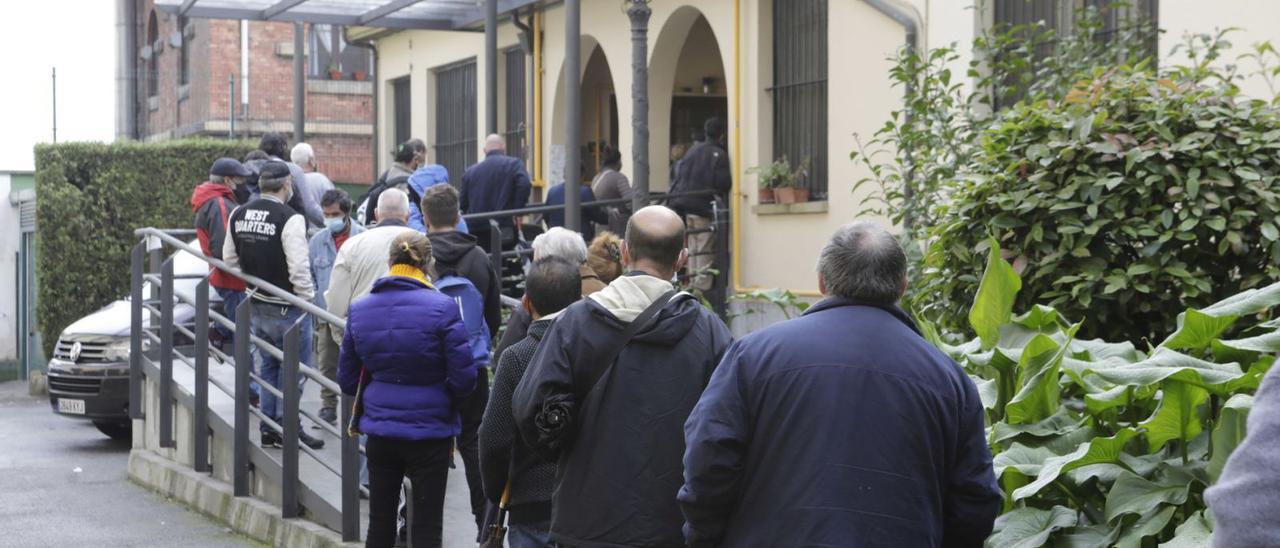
[58,398,86,415]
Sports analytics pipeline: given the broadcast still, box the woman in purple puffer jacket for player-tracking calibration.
[338,231,476,548]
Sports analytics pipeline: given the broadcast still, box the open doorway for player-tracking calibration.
[581,46,618,183]
[669,16,727,170]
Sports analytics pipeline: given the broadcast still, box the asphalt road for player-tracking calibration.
[0,380,257,548]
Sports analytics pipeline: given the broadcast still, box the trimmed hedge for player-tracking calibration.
[35,140,256,358]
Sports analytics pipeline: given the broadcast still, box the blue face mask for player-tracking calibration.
[325,216,347,234]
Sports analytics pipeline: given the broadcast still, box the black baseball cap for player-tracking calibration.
[258,160,292,180]
[210,157,252,177]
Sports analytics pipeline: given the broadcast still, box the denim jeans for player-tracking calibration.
[216,287,260,399]
[250,300,313,433]
[507,524,553,548]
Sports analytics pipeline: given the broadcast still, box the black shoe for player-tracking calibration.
[260,431,282,448]
[299,430,326,450]
[318,407,337,425]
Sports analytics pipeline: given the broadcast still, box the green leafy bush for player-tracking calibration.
[916,65,1280,344]
[935,243,1275,547]
[35,140,255,357]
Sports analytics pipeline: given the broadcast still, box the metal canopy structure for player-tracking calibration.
[153,0,536,31]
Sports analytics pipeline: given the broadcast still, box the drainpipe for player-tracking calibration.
[485,0,498,135]
[347,35,380,183]
[627,0,652,213]
[861,0,921,230]
[241,20,250,137]
[564,0,581,231]
[293,22,306,143]
[116,0,137,140]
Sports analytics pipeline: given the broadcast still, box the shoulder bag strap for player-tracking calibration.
[576,289,678,399]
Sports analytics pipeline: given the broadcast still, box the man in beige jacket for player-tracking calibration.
[324,188,416,344]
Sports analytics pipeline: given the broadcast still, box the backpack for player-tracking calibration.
[435,275,492,369]
[356,171,411,225]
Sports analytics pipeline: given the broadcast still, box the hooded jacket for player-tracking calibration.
[191,182,245,291]
[512,274,733,548]
[679,299,1002,548]
[406,164,469,233]
[338,275,476,440]
[428,230,502,341]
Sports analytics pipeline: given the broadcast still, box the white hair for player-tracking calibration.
[376,188,410,219]
[290,142,315,167]
[532,227,588,265]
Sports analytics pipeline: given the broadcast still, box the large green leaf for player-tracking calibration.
[1208,393,1254,482]
[1198,281,1280,317]
[1161,309,1240,351]
[1159,511,1214,548]
[993,443,1060,478]
[1104,471,1192,522]
[1006,324,1082,425]
[1140,381,1210,453]
[985,506,1077,548]
[1216,330,1280,353]
[992,407,1083,443]
[1055,524,1119,548]
[1012,429,1138,501]
[970,238,1022,350]
[1092,348,1248,394]
[1114,505,1178,548]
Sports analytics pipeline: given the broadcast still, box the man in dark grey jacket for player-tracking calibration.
[668,118,731,294]
[512,206,733,548]
[1206,361,1280,546]
[479,257,582,547]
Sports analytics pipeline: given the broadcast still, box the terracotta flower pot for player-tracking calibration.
[759,188,776,204]
[353,71,367,81]
[328,70,343,80]
[775,186,810,204]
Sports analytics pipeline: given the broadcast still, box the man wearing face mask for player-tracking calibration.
[224,160,325,450]
[309,189,364,424]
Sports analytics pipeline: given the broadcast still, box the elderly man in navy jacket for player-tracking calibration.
[460,134,532,253]
[679,221,1001,547]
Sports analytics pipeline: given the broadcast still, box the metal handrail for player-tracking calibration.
[458,188,716,222]
[134,228,346,329]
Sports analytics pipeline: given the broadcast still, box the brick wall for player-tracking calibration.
[132,1,374,186]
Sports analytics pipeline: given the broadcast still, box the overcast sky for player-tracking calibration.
[0,1,116,171]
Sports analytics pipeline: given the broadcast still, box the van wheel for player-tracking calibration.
[93,421,131,440]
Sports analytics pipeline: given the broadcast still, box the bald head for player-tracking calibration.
[623,206,687,278]
[484,134,506,153]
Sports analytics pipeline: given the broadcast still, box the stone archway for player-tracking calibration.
[648,6,728,190]
[550,36,619,186]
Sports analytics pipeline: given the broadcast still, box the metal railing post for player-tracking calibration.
[281,319,302,519]
[129,241,145,420]
[159,257,175,449]
[340,392,360,542]
[489,219,503,276]
[233,299,252,497]
[193,277,211,473]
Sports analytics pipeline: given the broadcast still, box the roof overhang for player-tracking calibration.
[154,0,542,32]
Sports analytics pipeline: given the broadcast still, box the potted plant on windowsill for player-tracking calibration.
[746,159,788,204]
[774,156,811,204]
[352,70,367,81]
[327,64,342,80]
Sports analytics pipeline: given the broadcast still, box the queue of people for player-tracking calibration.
[190,130,1003,548]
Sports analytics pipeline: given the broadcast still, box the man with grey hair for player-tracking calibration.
[679,221,1001,547]
[223,160,326,451]
[291,142,335,210]
[325,188,416,329]
[492,226,605,364]
[461,133,532,254]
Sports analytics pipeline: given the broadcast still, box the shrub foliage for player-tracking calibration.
[918,68,1280,343]
[35,140,255,357]
[938,243,1275,547]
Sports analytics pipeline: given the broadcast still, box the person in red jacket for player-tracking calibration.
[191,158,252,344]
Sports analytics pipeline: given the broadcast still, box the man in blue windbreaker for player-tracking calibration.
[679,221,1002,547]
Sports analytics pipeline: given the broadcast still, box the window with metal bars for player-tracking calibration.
[147,10,158,97]
[992,0,1159,109]
[434,59,478,184]
[771,0,828,201]
[503,47,527,164]
[179,16,189,86]
[392,77,411,148]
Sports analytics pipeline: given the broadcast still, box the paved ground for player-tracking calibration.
[0,381,258,548]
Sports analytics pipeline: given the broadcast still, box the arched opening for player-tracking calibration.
[649,8,728,189]
[147,11,159,97]
[550,38,618,186]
